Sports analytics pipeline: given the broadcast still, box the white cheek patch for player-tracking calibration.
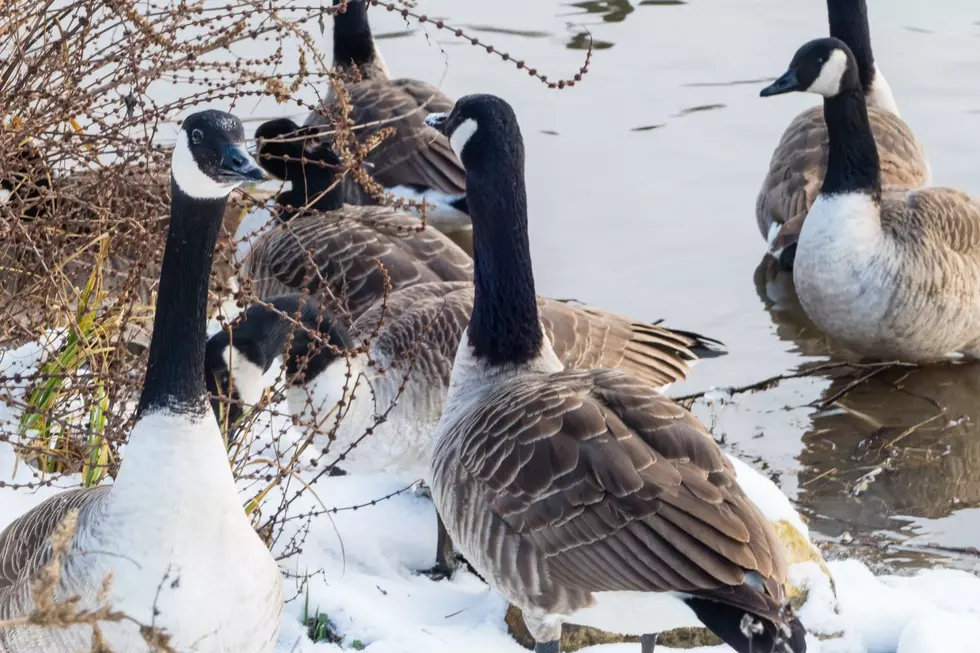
[171,130,237,200]
[807,49,849,97]
[0,189,10,205]
[223,345,268,407]
[449,118,478,161]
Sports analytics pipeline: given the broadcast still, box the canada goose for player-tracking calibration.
[0,110,284,652]
[206,286,724,576]
[241,117,472,319]
[210,292,832,596]
[761,38,980,362]
[305,0,468,233]
[757,0,929,270]
[424,95,806,653]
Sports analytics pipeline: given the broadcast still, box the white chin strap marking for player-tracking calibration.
[171,130,238,200]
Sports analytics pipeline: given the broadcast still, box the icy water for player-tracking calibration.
[205,0,980,571]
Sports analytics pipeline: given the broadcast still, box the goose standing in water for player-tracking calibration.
[758,0,929,270]
[0,110,284,652]
[305,0,469,234]
[424,95,806,653]
[762,38,980,362]
[241,118,472,317]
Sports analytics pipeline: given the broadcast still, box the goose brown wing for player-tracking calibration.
[457,368,788,619]
[354,284,720,388]
[244,207,472,320]
[309,79,465,198]
[354,281,472,378]
[538,299,720,389]
[0,487,109,593]
[888,187,980,256]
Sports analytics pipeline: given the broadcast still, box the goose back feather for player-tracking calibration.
[357,281,719,393]
[432,368,793,640]
[0,487,109,597]
[242,206,473,320]
[320,79,465,204]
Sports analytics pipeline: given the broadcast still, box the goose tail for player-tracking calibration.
[667,328,728,360]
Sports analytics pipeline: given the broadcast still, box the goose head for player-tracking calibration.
[255,118,343,213]
[172,109,265,200]
[425,94,523,170]
[255,118,318,181]
[760,37,861,100]
[205,295,358,427]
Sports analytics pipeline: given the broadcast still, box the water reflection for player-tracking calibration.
[566,0,635,23]
[461,25,553,38]
[566,31,614,51]
[751,254,980,569]
[797,362,980,569]
[752,256,834,359]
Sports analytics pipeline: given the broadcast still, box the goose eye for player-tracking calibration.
[191,128,204,145]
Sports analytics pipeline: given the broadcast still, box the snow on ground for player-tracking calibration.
[0,338,978,653]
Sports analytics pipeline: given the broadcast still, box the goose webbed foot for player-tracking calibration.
[641,633,658,653]
[418,556,459,581]
[534,640,560,653]
[419,515,460,580]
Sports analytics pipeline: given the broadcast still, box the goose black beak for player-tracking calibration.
[760,69,801,97]
[220,143,267,183]
[425,112,449,135]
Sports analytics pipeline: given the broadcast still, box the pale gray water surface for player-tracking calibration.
[203,0,980,570]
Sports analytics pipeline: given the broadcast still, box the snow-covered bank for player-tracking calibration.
[0,338,978,653]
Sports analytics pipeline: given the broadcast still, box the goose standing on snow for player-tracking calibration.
[0,110,284,652]
[305,0,468,234]
[424,94,806,653]
[241,117,473,318]
[205,286,725,576]
[758,0,929,270]
[761,38,980,362]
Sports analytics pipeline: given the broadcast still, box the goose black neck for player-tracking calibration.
[466,148,542,366]
[137,179,226,415]
[822,89,881,198]
[277,162,343,218]
[827,0,875,93]
[333,1,376,71]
